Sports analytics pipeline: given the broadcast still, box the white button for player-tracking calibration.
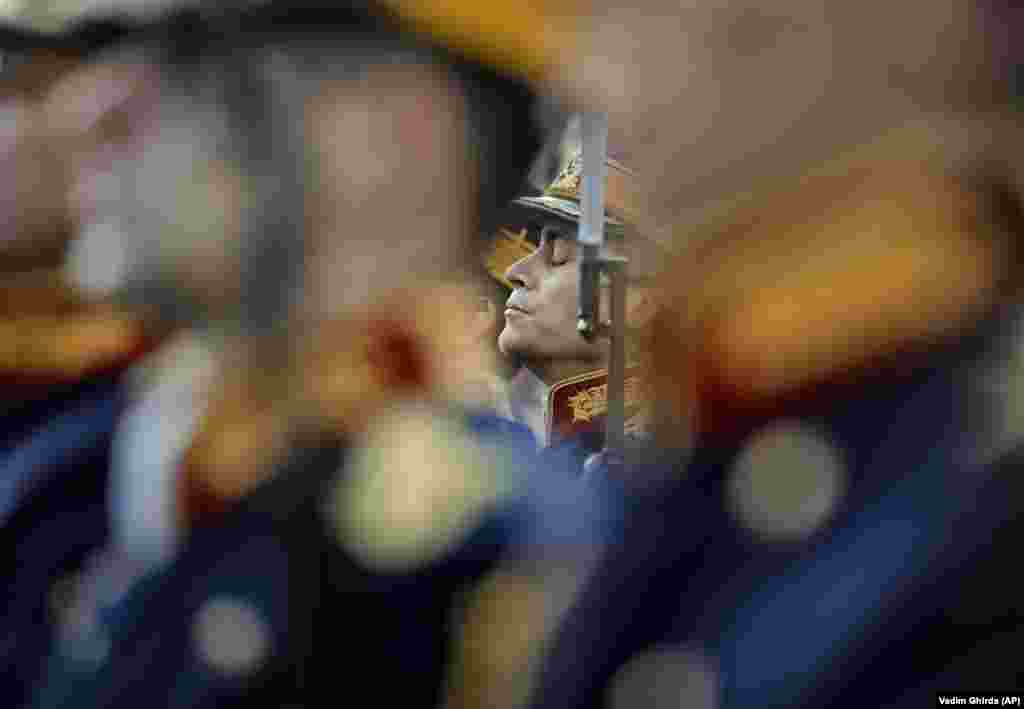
[326,405,513,572]
[729,420,846,541]
[608,647,719,709]
[193,597,271,677]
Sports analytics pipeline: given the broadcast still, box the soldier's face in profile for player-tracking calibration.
[498,220,604,367]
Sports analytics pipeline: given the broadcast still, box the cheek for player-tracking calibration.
[538,271,581,329]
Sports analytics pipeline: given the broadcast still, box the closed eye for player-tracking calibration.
[540,224,575,266]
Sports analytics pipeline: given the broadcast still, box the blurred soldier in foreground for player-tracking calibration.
[0,21,169,707]
[484,150,666,470]
[8,3,612,709]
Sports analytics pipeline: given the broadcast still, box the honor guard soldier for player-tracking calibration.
[484,144,670,478]
[9,3,612,709]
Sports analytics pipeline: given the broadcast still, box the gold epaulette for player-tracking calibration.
[0,278,153,389]
[178,381,288,531]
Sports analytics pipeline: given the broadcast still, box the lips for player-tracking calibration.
[504,301,531,316]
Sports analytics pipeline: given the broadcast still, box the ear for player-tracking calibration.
[625,286,659,329]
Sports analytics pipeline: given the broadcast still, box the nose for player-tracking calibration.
[504,250,538,290]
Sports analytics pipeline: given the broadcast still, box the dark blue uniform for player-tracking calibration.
[528,332,1024,709]
[1,369,132,708]
[24,410,616,709]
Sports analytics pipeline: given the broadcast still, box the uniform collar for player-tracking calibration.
[506,365,648,448]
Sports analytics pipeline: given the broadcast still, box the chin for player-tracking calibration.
[497,330,523,359]
[497,331,543,364]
